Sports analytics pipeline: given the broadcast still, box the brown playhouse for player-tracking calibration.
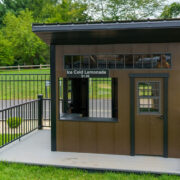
[32,19,180,158]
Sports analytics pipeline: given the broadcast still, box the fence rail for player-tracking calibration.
[0,99,39,148]
[0,64,50,70]
[0,74,51,127]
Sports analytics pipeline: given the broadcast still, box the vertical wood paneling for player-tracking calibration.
[96,123,115,154]
[62,122,80,152]
[55,43,180,158]
[79,122,97,153]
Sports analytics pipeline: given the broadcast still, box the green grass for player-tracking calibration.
[0,134,21,146]
[0,69,50,74]
[0,69,50,100]
[0,71,111,100]
[89,78,112,99]
[0,162,179,180]
[139,84,152,96]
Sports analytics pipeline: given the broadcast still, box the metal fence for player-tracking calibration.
[0,74,51,127]
[0,64,50,70]
[89,78,112,118]
[0,100,39,148]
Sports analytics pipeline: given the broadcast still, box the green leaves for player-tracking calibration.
[161,2,180,18]
[0,0,90,66]
[0,0,179,66]
[0,32,14,65]
[89,0,162,21]
[1,10,49,65]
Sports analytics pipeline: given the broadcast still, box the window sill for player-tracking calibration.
[59,113,118,122]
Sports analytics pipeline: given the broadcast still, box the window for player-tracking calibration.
[73,56,81,69]
[125,55,133,68]
[89,78,112,118]
[59,78,118,121]
[81,55,89,69]
[134,55,142,68]
[64,53,171,70]
[64,56,72,69]
[137,81,160,114]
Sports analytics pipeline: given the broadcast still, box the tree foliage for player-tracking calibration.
[87,0,162,21]
[0,0,58,24]
[1,10,48,65]
[39,0,90,23]
[0,0,90,65]
[0,0,178,66]
[0,32,14,65]
[161,2,180,18]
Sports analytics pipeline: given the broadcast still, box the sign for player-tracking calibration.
[66,69,109,78]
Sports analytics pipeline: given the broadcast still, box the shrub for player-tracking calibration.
[7,117,22,128]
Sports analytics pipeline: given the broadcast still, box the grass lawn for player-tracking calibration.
[0,134,21,147]
[0,69,50,74]
[0,69,51,100]
[0,69,112,100]
[0,162,179,180]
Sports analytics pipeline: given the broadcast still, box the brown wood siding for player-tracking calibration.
[55,43,180,158]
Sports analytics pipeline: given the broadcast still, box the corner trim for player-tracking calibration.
[50,45,56,151]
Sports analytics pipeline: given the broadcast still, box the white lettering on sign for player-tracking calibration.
[66,70,109,78]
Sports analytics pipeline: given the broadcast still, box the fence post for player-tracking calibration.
[38,94,43,130]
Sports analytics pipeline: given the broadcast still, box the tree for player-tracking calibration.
[160,2,180,18]
[39,0,90,23]
[0,32,14,65]
[87,0,162,21]
[1,10,49,65]
[0,0,57,24]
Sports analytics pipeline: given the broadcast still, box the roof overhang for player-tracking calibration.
[32,19,180,45]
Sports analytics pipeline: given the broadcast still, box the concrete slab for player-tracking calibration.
[0,130,180,175]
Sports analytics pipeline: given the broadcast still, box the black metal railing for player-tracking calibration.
[0,74,51,127]
[0,99,40,148]
[89,78,112,118]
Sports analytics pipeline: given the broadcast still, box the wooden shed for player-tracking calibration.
[32,19,180,158]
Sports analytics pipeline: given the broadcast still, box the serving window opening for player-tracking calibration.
[59,78,118,122]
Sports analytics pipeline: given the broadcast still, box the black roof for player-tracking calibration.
[32,19,180,45]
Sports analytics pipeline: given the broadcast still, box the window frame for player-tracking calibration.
[63,53,172,70]
[136,80,161,115]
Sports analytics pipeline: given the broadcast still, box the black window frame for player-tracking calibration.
[64,53,172,70]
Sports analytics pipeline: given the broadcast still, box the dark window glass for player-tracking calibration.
[90,55,98,68]
[125,55,133,68]
[64,53,171,70]
[81,55,89,69]
[152,54,161,68]
[107,55,116,69]
[134,55,142,68]
[164,54,171,68]
[165,54,172,68]
[142,54,152,69]
[97,55,107,69]
[73,56,81,69]
[64,56,72,69]
[116,55,124,68]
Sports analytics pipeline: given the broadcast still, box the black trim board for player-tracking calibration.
[163,77,168,157]
[32,20,180,32]
[50,45,56,151]
[129,73,169,157]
